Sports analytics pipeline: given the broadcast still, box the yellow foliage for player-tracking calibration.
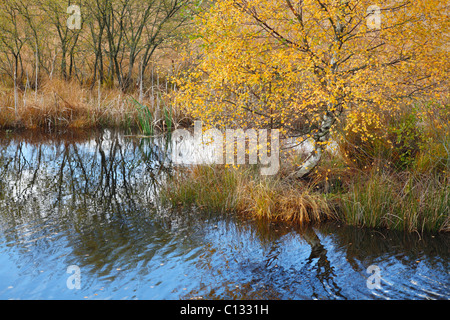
[175,0,449,140]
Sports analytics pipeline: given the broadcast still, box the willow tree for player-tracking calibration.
[175,0,449,177]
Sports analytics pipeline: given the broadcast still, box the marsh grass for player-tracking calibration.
[160,164,336,226]
[334,102,450,233]
[0,77,180,131]
[131,97,155,136]
[341,170,450,233]
[237,176,337,224]
[160,165,240,212]
[160,134,449,233]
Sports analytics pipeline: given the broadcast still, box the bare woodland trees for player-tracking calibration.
[0,0,195,92]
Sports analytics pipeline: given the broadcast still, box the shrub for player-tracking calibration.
[338,106,425,171]
[387,110,424,170]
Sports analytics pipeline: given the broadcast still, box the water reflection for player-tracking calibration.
[0,129,448,300]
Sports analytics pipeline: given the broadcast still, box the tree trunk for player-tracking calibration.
[61,47,67,80]
[14,68,18,119]
[35,41,38,100]
[295,5,344,179]
[294,110,335,178]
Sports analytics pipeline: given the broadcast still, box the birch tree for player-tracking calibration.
[175,0,449,177]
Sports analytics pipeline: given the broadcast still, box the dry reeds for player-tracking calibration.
[160,164,336,226]
[0,77,180,131]
[236,176,337,225]
[341,170,450,233]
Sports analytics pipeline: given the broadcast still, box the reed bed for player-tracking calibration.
[160,162,449,233]
[0,77,180,131]
[341,171,450,233]
[160,164,337,226]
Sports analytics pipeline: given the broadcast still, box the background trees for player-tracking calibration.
[0,0,196,92]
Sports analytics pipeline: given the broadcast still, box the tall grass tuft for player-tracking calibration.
[160,165,240,212]
[159,164,336,225]
[163,102,173,132]
[130,93,175,135]
[130,97,155,136]
[236,176,336,224]
[341,170,450,233]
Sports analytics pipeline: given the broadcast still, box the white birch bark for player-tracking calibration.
[294,111,335,178]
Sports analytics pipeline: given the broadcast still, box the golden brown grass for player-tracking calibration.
[0,77,181,130]
[160,164,337,226]
[341,170,450,233]
[236,176,337,225]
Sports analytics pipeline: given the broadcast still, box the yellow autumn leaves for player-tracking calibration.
[174,0,448,169]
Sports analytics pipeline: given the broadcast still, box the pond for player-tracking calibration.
[0,129,448,300]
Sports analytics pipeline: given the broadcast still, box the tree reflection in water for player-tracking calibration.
[0,129,176,279]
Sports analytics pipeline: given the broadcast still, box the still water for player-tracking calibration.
[0,129,448,300]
